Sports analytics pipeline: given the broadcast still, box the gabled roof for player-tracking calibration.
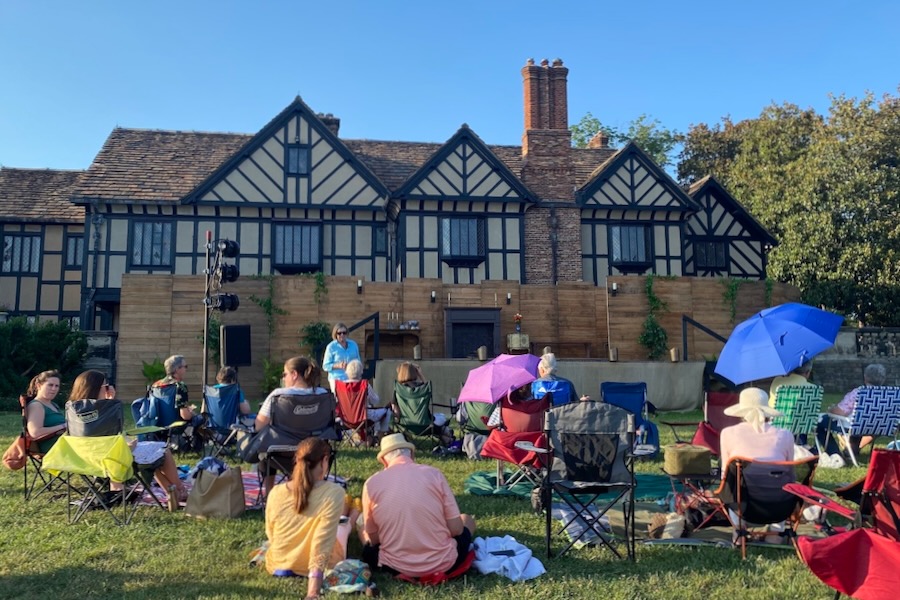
[71,107,620,204]
[688,175,777,245]
[183,96,391,203]
[577,141,699,212]
[394,124,537,202]
[0,167,84,223]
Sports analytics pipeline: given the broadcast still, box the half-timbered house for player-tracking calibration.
[1,58,776,341]
[0,168,84,324]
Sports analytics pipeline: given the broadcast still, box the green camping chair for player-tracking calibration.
[459,400,494,460]
[393,381,451,446]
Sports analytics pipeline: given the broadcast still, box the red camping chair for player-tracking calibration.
[334,380,371,448]
[661,391,740,457]
[796,448,900,600]
[394,550,475,586]
[480,393,552,489]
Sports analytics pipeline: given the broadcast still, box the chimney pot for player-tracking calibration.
[526,57,535,66]
[552,58,563,67]
[318,113,341,137]
[541,58,549,66]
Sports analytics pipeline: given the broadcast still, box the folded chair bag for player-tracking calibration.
[185,466,245,519]
[664,444,711,476]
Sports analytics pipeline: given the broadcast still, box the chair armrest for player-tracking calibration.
[124,425,166,436]
[782,483,857,519]
[659,420,700,428]
[514,440,547,454]
[262,445,298,454]
[824,413,850,425]
[633,445,657,457]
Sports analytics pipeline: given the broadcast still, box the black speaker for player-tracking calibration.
[220,324,252,367]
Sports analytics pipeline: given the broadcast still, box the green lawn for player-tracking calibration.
[0,409,866,600]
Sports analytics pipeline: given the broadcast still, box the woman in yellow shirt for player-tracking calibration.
[265,437,356,600]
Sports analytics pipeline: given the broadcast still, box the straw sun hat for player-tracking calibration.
[724,388,783,431]
[376,433,416,463]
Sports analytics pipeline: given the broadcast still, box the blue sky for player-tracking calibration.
[1,1,898,170]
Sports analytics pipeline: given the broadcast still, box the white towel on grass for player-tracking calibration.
[472,535,545,581]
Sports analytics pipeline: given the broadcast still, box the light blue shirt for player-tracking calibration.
[322,339,361,384]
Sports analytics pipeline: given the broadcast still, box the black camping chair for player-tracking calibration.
[538,400,637,560]
[714,455,819,559]
[257,392,340,502]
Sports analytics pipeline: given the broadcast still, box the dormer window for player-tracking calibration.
[286,145,310,176]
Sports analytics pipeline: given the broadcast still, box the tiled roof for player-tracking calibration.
[73,128,252,202]
[73,127,619,202]
[0,167,84,223]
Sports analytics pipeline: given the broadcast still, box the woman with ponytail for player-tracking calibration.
[264,437,357,598]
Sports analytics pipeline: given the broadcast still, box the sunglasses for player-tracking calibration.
[336,330,348,335]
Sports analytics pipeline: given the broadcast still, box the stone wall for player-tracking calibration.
[812,329,900,394]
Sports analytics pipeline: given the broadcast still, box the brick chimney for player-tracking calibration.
[588,131,610,149]
[317,113,341,137]
[520,58,582,284]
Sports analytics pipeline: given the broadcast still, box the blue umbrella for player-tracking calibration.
[714,302,843,385]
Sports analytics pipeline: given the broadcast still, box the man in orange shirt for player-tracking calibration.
[360,433,476,577]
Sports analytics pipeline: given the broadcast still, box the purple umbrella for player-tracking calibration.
[457,353,540,403]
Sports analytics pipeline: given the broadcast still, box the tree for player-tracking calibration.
[571,113,682,167]
[0,317,88,398]
[677,93,900,325]
[570,112,619,148]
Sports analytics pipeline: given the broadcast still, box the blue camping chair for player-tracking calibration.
[532,379,575,406]
[600,381,659,457]
[203,384,250,457]
[130,384,189,450]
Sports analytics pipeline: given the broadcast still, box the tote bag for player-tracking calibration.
[185,466,245,518]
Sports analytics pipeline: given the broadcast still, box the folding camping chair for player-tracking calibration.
[480,393,551,489]
[532,379,575,406]
[537,400,637,560]
[822,386,900,467]
[257,392,340,501]
[771,385,823,444]
[600,381,658,456]
[458,400,494,460]
[660,391,740,457]
[65,398,167,521]
[334,380,372,448]
[203,384,246,457]
[713,455,818,559]
[393,381,452,446]
[40,434,139,526]
[795,448,900,600]
[131,383,190,451]
[17,394,68,501]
